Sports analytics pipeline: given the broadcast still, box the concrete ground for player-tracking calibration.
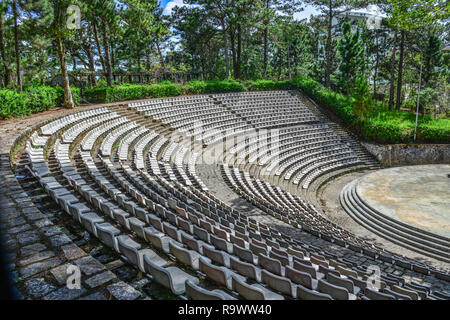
[356,165,450,239]
[316,170,450,271]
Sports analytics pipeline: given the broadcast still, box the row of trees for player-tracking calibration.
[0,0,448,114]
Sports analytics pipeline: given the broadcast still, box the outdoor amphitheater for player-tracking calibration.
[1,90,448,301]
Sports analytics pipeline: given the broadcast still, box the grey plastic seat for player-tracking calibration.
[199,257,245,290]
[144,228,171,253]
[117,235,166,272]
[233,244,257,264]
[96,222,120,252]
[68,202,91,222]
[177,217,193,234]
[327,272,360,295]
[163,221,182,242]
[296,284,333,300]
[317,279,355,300]
[169,240,205,270]
[383,288,412,300]
[210,234,233,253]
[129,217,147,239]
[261,269,296,297]
[229,256,261,282]
[143,255,199,295]
[193,225,210,243]
[293,260,317,279]
[203,246,231,268]
[258,253,283,276]
[285,265,317,290]
[185,280,236,300]
[79,212,104,237]
[231,276,284,300]
[391,285,419,300]
[113,208,130,230]
[364,287,396,300]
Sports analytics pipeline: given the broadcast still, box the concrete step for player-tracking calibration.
[340,180,450,263]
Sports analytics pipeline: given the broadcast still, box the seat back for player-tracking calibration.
[232,276,264,300]
[285,265,313,290]
[185,280,227,300]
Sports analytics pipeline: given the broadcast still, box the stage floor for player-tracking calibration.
[356,164,450,240]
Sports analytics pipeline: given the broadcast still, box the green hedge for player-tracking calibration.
[1,78,448,144]
[83,82,181,103]
[289,76,449,144]
[0,86,80,119]
[244,79,292,91]
[417,120,450,144]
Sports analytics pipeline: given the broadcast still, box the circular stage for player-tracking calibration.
[340,164,450,262]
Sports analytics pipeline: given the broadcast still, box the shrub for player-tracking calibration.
[181,81,207,95]
[244,79,292,91]
[202,79,246,93]
[24,86,59,113]
[0,86,81,119]
[84,82,181,103]
[55,87,81,106]
[288,76,449,144]
[0,90,29,119]
[418,119,450,144]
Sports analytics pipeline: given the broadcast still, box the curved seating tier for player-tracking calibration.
[17,92,450,300]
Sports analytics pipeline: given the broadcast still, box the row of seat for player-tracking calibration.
[18,96,450,300]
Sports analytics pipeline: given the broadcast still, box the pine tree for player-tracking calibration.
[337,21,365,102]
[51,0,75,109]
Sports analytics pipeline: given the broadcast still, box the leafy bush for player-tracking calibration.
[244,79,292,91]
[289,76,450,144]
[55,87,81,106]
[84,82,181,103]
[2,79,449,144]
[181,81,208,95]
[417,119,450,144]
[0,86,81,119]
[24,86,59,113]
[202,79,246,93]
[0,90,29,119]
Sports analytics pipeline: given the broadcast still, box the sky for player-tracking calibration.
[160,0,322,20]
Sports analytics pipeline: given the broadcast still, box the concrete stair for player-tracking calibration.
[340,179,450,263]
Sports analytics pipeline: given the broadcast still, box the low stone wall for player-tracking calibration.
[361,142,450,167]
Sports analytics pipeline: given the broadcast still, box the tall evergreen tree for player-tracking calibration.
[337,21,365,102]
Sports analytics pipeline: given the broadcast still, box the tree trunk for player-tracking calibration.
[236,23,241,79]
[262,0,269,78]
[395,30,405,110]
[287,44,291,80]
[56,34,74,109]
[86,44,97,86]
[155,38,166,74]
[220,16,230,79]
[13,0,22,91]
[93,21,106,76]
[263,26,268,78]
[388,29,398,110]
[0,9,12,87]
[325,2,333,88]
[101,19,113,86]
[373,31,379,98]
[230,23,237,78]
